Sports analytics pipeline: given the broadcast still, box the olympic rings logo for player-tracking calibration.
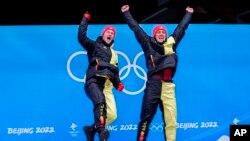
[67,51,147,95]
[150,122,164,132]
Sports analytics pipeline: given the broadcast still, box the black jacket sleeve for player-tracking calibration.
[122,11,150,50]
[113,70,121,89]
[171,12,193,47]
[108,64,121,89]
[78,17,95,52]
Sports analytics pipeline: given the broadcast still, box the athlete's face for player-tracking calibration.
[155,30,166,44]
[102,30,115,45]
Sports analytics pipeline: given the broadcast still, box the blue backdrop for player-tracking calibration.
[0,24,250,141]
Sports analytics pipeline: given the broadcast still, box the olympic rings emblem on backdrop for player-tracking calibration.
[150,122,164,132]
[67,51,87,83]
[67,51,147,95]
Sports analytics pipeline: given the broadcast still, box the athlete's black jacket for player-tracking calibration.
[78,17,121,88]
[123,11,192,79]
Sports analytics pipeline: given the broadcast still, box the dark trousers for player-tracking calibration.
[137,79,177,141]
[84,76,107,129]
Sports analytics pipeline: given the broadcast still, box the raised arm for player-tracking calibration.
[171,7,193,45]
[121,5,150,48]
[78,12,95,52]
